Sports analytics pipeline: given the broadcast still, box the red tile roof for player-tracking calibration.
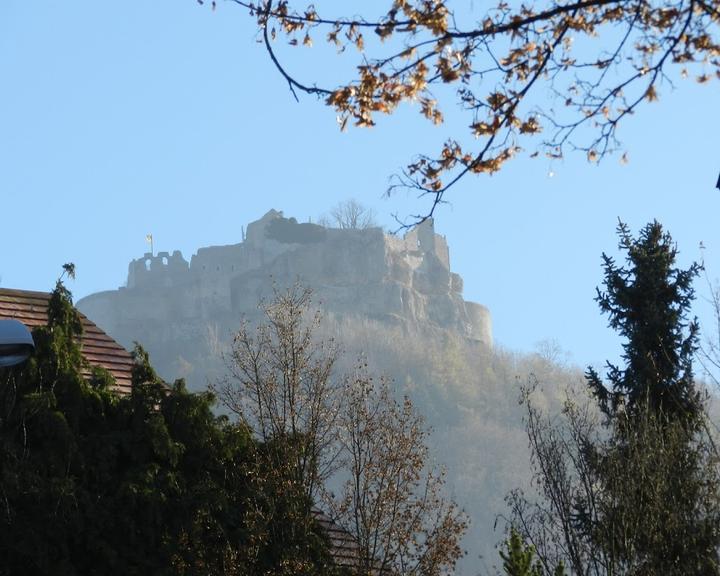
[0,288,133,395]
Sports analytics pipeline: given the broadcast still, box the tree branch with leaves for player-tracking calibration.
[211,0,720,219]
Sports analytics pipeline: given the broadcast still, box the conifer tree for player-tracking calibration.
[509,221,720,576]
[499,530,543,576]
[586,220,702,425]
[0,273,259,575]
[582,221,719,574]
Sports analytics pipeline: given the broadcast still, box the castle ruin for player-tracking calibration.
[78,210,492,385]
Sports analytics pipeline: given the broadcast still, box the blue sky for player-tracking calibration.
[2,1,719,369]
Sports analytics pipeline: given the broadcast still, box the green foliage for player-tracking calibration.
[511,221,720,576]
[590,411,720,575]
[586,220,702,425]
[0,277,336,575]
[500,530,543,576]
[245,434,338,576]
[584,221,719,573]
[500,529,567,576]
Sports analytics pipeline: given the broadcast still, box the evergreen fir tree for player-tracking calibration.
[500,529,565,576]
[509,221,720,576]
[500,529,543,576]
[582,221,720,574]
[586,220,702,425]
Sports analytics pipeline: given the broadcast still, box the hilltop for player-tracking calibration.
[77,210,577,573]
[78,210,492,387]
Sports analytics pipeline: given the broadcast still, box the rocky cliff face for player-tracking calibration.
[77,210,491,388]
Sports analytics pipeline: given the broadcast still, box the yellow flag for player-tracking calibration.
[145,234,153,244]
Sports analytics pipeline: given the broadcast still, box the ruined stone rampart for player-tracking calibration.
[78,210,492,386]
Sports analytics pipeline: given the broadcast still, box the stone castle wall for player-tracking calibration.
[122,212,455,294]
[78,210,492,385]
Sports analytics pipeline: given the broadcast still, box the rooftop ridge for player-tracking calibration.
[0,288,134,394]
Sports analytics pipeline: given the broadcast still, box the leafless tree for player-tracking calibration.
[218,285,467,574]
[217,284,343,502]
[329,367,467,576]
[698,268,720,390]
[319,199,378,230]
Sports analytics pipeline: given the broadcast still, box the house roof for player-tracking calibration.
[0,288,133,394]
[313,508,365,572]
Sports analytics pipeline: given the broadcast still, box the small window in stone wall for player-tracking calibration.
[145,259,151,271]
[162,256,168,266]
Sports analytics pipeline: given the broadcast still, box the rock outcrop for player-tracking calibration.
[78,210,491,387]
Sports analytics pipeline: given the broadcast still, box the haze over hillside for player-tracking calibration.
[79,209,492,386]
[77,209,580,572]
